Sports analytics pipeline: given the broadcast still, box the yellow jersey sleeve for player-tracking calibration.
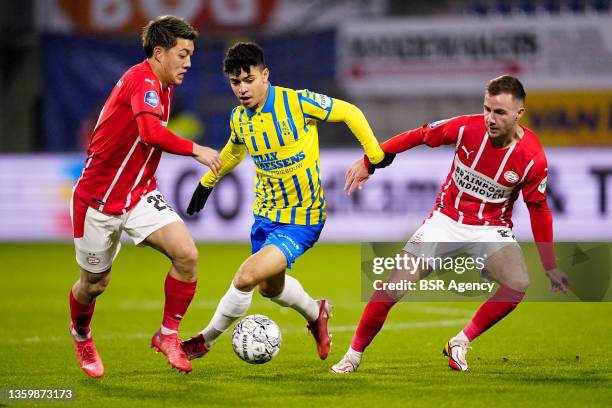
[298,90,384,164]
[200,126,247,188]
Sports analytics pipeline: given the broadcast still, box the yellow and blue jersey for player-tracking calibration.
[200,83,384,226]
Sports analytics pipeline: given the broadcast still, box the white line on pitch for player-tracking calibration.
[14,319,466,344]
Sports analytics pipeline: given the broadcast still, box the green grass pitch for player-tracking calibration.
[0,243,610,407]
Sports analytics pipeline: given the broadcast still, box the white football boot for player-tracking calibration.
[329,352,361,374]
[443,337,471,371]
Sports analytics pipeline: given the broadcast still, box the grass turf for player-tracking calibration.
[0,243,610,407]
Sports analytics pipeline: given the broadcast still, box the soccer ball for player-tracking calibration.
[231,314,282,364]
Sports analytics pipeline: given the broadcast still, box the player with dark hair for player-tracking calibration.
[68,15,221,377]
[179,42,393,363]
[331,75,570,373]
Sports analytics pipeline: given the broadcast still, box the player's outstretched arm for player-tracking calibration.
[136,112,200,155]
[187,139,247,215]
[136,112,222,176]
[325,99,394,166]
[526,200,570,293]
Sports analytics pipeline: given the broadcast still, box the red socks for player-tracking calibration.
[350,290,398,352]
[462,284,525,341]
[162,274,197,332]
[349,284,525,352]
[69,290,95,336]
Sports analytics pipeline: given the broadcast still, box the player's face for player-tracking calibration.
[155,38,194,86]
[228,66,270,109]
[483,92,524,140]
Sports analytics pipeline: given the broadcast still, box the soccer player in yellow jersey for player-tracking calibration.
[180,42,393,362]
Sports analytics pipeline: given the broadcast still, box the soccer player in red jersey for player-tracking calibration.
[68,16,221,377]
[331,75,570,373]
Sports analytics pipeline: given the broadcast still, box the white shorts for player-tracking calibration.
[403,211,519,264]
[70,190,182,273]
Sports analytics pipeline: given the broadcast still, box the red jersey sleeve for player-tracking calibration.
[527,201,558,270]
[363,116,469,168]
[422,116,468,147]
[128,74,164,117]
[522,150,548,204]
[135,114,193,156]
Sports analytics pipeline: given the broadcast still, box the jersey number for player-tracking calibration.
[147,194,173,212]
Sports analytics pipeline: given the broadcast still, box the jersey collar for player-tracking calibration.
[245,83,275,118]
[260,83,275,113]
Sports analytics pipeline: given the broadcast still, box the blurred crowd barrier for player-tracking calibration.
[39,13,612,152]
[1,147,610,242]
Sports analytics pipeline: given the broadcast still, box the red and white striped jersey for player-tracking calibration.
[74,60,172,215]
[425,114,548,228]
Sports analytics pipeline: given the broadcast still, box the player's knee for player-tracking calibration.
[258,282,282,298]
[84,274,110,298]
[234,268,260,292]
[173,243,199,275]
[506,273,530,293]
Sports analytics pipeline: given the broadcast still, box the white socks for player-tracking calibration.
[199,276,317,348]
[270,274,319,322]
[346,347,363,365]
[454,330,470,343]
[200,283,253,347]
[70,325,91,342]
[160,326,177,335]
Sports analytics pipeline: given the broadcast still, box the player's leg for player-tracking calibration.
[256,220,331,359]
[68,266,111,379]
[69,194,121,378]
[259,273,319,324]
[145,221,198,334]
[330,250,431,373]
[124,190,196,372]
[331,213,455,374]
[446,242,527,371]
[71,266,112,336]
[189,244,287,353]
[260,270,332,360]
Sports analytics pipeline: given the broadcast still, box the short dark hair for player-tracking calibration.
[486,75,526,102]
[142,15,198,58]
[223,42,265,76]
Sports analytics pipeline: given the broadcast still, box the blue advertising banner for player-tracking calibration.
[42,30,335,151]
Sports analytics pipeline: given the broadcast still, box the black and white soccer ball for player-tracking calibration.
[231,314,282,364]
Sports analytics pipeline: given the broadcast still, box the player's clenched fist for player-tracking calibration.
[193,145,222,176]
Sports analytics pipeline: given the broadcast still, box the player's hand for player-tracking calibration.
[545,268,570,293]
[344,159,370,196]
[187,183,213,216]
[193,145,222,177]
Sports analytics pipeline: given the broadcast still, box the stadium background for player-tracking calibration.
[0,1,611,407]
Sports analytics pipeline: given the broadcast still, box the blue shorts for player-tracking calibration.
[250,216,324,269]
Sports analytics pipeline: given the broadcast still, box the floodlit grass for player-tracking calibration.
[0,243,610,407]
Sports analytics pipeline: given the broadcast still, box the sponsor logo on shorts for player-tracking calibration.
[144,90,159,108]
[409,233,423,244]
[496,229,516,239]
[277,233,301,250]
[87,254,101,265]
[504,170,519,184]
